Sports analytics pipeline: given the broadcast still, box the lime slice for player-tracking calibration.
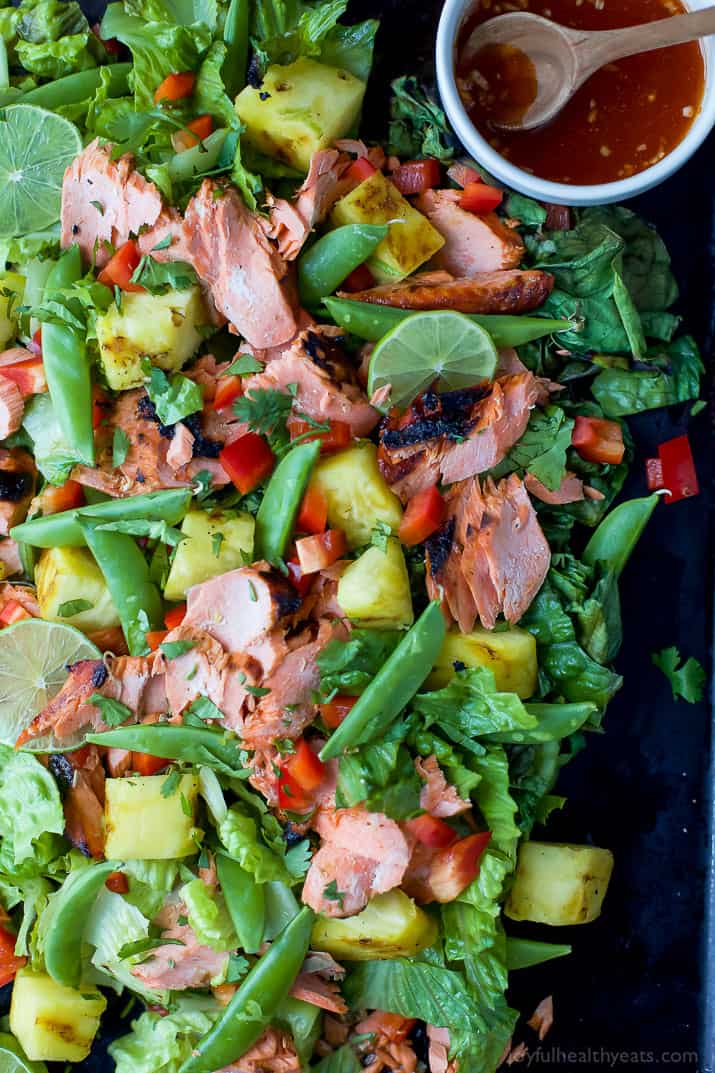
[0,1033,47,1073]
[0,619,99,747]
[0,105,82,238]
[367,310,499,411]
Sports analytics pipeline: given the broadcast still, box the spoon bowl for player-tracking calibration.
[462,5,715,130]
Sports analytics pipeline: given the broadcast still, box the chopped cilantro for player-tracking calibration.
[652,647,705,703]
[89,693,132,727]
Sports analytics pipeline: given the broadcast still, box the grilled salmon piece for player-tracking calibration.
[302,808,410,917]
[524,472,585,504]
[415,189,524,275]
[339,268,553,314]
[61,140,165,267]
[243,326,379,438]
[426,475,550,631]
[378,373,538,502]
[0,448,35,536]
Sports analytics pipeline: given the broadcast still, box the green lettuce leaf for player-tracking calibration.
[251,0,376,80]
[388,75,457,161]
[412,667,537,753]
[336,734,422,820]
[180,877,238,952]
[218,806,292,883]
[21,392,81,484]
[317,628,401,698]
[109,997,220,1073]
[313,1045,361,1073]
[122,859,180,919]
[83,887,168,1002]
[0,745,65,866]
[469,746,520,856]
[16,32,96,78]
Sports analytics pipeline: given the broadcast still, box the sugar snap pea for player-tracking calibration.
[320,601,446,761]
[323,296,571,349]
[216,852,265,954]
[41,247,95,466]
[299,226,389,308]
[11,488,192,548]
[44,860,117,988]
[179,905,315,1073]
[79,519,163,656]
[263,882,300,940]
[222,0,250,98]
[254,440,320,563]
[583,493,659,578]
[18,63,131,109]
[86,724,246,774]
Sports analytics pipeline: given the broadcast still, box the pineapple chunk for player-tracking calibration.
[235,58,366,173]
[330,171,445,282]
[312,890,436,960]
[338,537,413,630]
[429,626,537,698]
[505,842,614,926]
[36,545,121,632]
[311,441,402,548]
[10,968,106,1063]
[0,272,25,348]
[104,773,200,860]
[95,287,206,391]
[164,509,255,601]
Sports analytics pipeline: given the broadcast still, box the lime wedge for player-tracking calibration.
[0,618,99,747]
[0,105,82,238]
[0,1033,47,1073]
[367,310,499,411]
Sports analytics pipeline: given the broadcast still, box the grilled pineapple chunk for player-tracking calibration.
[311,890,437,960]
[506,842,614,926]
[164,509,255,601]
[338,537,413,629]
[330,171,445,282]
[95,287,206,391]
[235,57,366,172]
[311,441,402,548]
[0,271,25,348]
[36,545,121,632]
[429,626,537,698]
[10,969,106,1062]
[104,773,200,860]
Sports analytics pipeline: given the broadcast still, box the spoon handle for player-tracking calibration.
[581,8,715,71]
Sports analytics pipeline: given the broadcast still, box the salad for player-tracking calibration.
[0,0,706,1070]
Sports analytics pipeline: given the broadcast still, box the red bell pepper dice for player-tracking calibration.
[296,484,328,535]
[154,71,196,104]
[40,479,84,515]
[319,694,357,729]
[164,603,187,630]
[0,925,26,987]
[132,752,170,776]
[289,417,351,453]
[106,870,129,893]
[399,485,447,546]
[277,740,327,812]
[219,433,275,494]
[286,557,313,597]
[341,263,375,292]
[460,181,503,214]
[405,813,457,849]
[213,374,242,412]
[572,415,625,465]
[98,240,144,293]
[391,159,442,196]
[647,434,699,504]
[295,529,347,574]
[348,157,378,184]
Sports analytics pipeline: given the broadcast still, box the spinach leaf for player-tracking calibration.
[591,335,704,417]
[494,405,573,491]
[336,736,422,820]
[388,75,457,161]
[582,205,678,311]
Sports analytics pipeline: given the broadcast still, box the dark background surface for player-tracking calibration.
[4,0,713,1069]
[357,1,714,1069]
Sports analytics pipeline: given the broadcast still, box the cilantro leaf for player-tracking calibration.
[57,598,93,617]
[233,388,293,451]
[130,256,199,295]
[89,693,133,728]
[112,427,130,468]
[187,696,225,721]
[371,520,392,552]
[92,518,185,546]
[652,647,705,703]
[160,640,196,660]
[323,879,345,908]
[143,361,203,426]
[497,405,575,492]
[226,354,264,376]
[118,936,185,960]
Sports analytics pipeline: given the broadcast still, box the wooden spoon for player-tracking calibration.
[462,7,715,130]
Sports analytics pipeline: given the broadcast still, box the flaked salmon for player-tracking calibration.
[0,378,23,439]
[416,755,471,818]
[378,374,539,502]
[0,539,22,578]
[61,140,164,267]
[243,327,379,438]
[301,808,410,917]
[130,900,228,991]
[62,745,106,858]
[0,448,36,536]
[264,149,353,261]
[524,472,585,505]
[415,189,524,275]
[217,1028,300,1073]
[426,475,550,631]
[338,268,553,314]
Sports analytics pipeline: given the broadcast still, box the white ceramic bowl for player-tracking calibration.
[436,0,715,205]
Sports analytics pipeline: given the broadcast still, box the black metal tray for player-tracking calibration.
[5,1,715,1068]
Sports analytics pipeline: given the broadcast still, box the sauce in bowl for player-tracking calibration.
[455,0,706,185]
